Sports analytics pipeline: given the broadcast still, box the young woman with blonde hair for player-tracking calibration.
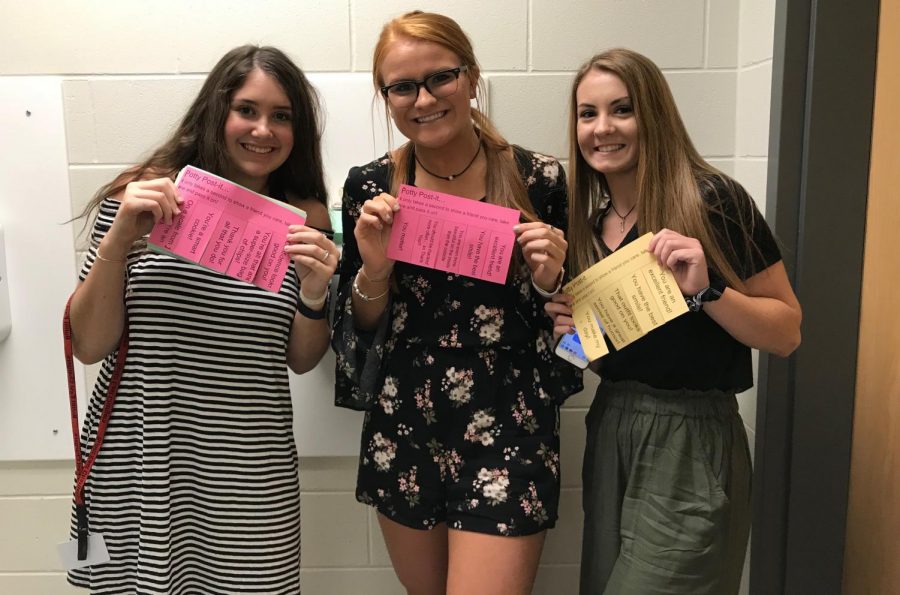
[546,48,801,594]
[332,11,581,595]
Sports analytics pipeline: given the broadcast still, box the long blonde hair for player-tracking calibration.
[567,48,758,289]
[372,11,537,222]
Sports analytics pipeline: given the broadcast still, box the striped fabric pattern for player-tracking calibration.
[68,198,303,594]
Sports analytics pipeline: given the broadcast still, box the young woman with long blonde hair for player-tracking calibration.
[546,48,801,594]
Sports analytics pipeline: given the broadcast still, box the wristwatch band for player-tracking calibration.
[298,297,328,320]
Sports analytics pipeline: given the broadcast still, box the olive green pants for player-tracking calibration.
[580,380,751,595]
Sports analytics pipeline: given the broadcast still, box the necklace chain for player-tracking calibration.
[415,142,482,182]
[609,201,636,233]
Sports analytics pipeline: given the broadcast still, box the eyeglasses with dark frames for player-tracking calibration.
[380,66,469,107]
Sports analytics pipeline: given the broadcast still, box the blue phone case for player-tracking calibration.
[556,331,589,365]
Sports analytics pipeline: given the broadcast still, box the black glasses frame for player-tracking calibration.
[380,66,469,103]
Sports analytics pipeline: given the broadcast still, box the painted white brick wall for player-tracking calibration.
[734,3,777,593]
[1,0,352,73]
[707,0,741,69]
[531,0,707,70]
[734,0,777,445]
[352,1,529,72]
[0,0,776,592]
[488,73,575,157]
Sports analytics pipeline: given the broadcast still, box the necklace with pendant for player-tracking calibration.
[609,200,636,232]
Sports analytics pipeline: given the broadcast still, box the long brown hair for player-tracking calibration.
[567,48,759,289]
[371,11,538,222]
[79,45,326,222]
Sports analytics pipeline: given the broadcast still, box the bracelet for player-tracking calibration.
[532,267,565,298]
[298,299,327,320]
[353,273,389,301]
[299,287,327,309]
[95,247,126,263]
[359,265,390,284]
[685,273,727,313]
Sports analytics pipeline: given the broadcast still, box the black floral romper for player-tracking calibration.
[333,146,582,536]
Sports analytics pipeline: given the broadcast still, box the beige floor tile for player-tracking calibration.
[301,492,370,567]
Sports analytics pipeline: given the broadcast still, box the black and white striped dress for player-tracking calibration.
[69,198,303,594]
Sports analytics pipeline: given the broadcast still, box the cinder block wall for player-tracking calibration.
[734,0,777,452]
[0,1,772,593]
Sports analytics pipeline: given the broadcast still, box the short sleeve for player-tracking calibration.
[78,198,140,281]
[703,176,782,281]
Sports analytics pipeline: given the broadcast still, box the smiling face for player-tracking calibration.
[223,68,294,193]
[575,69,639,180]
[378,37,476,150]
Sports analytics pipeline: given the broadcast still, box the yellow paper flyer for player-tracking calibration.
[562,232,689,361]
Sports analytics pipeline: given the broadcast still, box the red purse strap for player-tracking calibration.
[63,293,128,559]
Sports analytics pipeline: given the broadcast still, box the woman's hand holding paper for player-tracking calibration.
[286,226,339,301]
[104,178,183,258]
[355,192,398,280]
[648,228,710,296]
[516,222,568,293]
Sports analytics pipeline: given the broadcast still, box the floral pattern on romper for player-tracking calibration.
[333,146,583,536]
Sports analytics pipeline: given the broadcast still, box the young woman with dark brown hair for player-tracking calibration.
[68,45,336,594]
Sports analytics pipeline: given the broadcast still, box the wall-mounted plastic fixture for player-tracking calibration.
[0,225,10,342]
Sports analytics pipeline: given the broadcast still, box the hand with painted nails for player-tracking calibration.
[647,228,709,296]
[355,192,398,281]
[285,225,339,301]
[104,177,183,259]
[544,293,576,341]
[515,221,568,293]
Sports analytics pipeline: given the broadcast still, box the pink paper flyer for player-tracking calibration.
[386,184,519,284]
[148,166,306,292]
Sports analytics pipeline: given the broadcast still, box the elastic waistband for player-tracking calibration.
[596,379,738,419]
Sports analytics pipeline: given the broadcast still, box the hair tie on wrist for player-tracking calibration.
[300,287,327,309]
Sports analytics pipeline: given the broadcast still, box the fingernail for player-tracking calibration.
[513,225,520,233]
[392,203,400,212]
